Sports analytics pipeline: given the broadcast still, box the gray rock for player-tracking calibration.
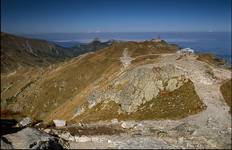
[111,118,119,124]
[58,131,75,141]
[121,121,135,129]
[3,127,63,149]
[44,129,51,134]
[1,137,13,149]
[166,78,178,91]
[120,48,133,68]
[173,123,197,136]
[53,120,66,127]
[86,64,186,113]
[19,117,32,127]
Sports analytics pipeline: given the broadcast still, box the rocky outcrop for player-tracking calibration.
[120,48,133,68]
[1,137,14,149]
[86,64,187,113]
[18,117,32,127]
[2,127,63,149]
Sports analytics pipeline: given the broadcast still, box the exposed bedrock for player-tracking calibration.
[87,64,188,113]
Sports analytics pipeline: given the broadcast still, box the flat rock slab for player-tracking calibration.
[3,127,63,149]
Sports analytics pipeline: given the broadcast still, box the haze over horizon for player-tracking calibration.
[1,0,231,34]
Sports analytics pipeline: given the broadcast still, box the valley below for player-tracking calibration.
[1,33,231,149]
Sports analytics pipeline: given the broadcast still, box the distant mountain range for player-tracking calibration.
[1,32,72,73]
[1,32,114,73]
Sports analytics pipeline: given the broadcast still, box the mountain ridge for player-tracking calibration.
[1,33,230,124]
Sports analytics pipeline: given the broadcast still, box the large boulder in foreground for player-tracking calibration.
[1,138,14,149]
[2,127,63,149]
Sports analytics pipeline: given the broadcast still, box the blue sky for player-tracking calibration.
[1,0,231,34]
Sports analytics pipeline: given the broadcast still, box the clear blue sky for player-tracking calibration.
[1,0,231,34]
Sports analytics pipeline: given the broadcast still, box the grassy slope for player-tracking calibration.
[1,41,180,121]
[1,32,70,73]
[220,79,232,114]
[197,53,225,66]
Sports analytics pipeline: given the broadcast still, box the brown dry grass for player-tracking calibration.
[1,32,68,73]
[220,79,232,114]
[197,53,225,66]
[1,40,180,122]
[0,109,24,121]
[55,125,125,136]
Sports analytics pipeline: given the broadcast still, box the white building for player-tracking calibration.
[177,48,194,54]
[152,39,162,42]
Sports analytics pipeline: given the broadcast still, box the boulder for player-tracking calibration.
[111,118,119,124]
[2,127,63,149]
[173,123,196,136]
[1,137,13,149]
[53,120,66,127]
[58,131,75,141]
[18,117,32,127]
[133,123,144,131]
[166,78,178,91]
[121,121,135,129]
[44,129,51,134]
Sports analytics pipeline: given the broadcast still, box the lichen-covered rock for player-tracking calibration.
[121,121,135,129]
[111,118,119,124]
[18,117,32,127]
[1,138,13,149]
[2,127,63,149]
[58,131,75,141]
[120,48,133,68]
[144,81,159,102]
[87,64,187,113]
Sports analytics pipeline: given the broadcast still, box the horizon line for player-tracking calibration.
[2,30,231,35]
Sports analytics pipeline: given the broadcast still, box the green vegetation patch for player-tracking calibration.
[74,80,206,123]
[197,53,225,66]
[220,79,232,114]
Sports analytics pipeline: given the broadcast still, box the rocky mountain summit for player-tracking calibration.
[1,32,112,73]
[1,34,231,149]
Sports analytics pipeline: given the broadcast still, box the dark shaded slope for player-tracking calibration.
[1,32,74,73]
[220,79,232,114]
